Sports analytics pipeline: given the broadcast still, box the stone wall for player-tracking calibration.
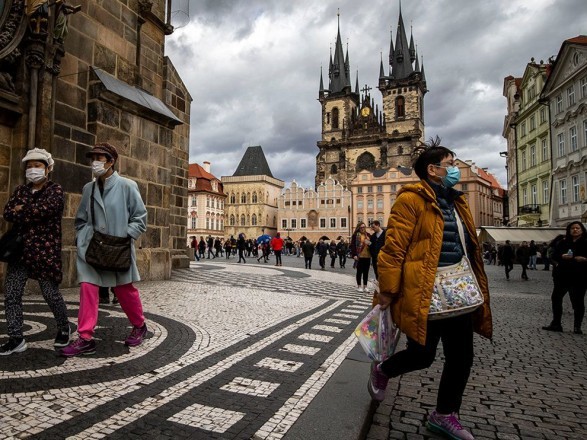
[0,1,191,289]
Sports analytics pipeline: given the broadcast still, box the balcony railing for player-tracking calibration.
[519,204,541,214]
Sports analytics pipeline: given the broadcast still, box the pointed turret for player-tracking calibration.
[388,28,394,67]
[409,27,416,62]
[421,57,427,83]
[319,66,325,98]
[328,13,352,94]
[414,47,420,72]
[355,70,359,94]
[390,6,414,79]
[379,55,385,79]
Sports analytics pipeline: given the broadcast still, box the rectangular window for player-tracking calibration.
[206,218,210,229]
[367,217,373,226]
[357,199,363,209]
[557,133,565,157]
[282,219,287,229]
[582,77,587,98]
[542,138,549,161]
[520,121,526,136]
[572,175,580,202]
[291,218,297,229]
[543,180,549,204]
[570,126,578,151]
[340,218,347,229]
[531,184,537,205]
[320,218,326,228]
[556,94,563,113]
[560,179,567,204]
[367,199,374,209]
[530,145,536,167]
[390,184,397,192]
[523,188,528,205]
[377,185,383,192]
[191,217,196,229]
[568,85,576,106]
[330,218,336,228]
[529,115,536,131]
[461,183,468,191]
[357,187,363,194]
[367,186,373,193]
[377,198,383,209]
[521,151,527,170]
[540,107,546,124]
[300,218,307,228]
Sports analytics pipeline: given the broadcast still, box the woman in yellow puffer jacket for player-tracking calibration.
[369,138,492,440]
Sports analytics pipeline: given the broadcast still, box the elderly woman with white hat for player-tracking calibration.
[0,148,71,355]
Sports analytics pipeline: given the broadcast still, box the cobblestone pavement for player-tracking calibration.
[0,254,374,439]
[367,264,587,440]
[2,255,586,440]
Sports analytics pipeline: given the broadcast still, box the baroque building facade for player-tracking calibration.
[542,36,587,226]
[187,162,226,243]
[222,146,284,239]
[316,9,427,189]
[502,76,521,226]
[277,178,352,242]
[0,1,191,288]
[515,60,552,227]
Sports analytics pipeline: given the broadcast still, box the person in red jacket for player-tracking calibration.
[271,233,285,266]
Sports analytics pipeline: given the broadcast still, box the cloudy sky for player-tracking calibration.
[166,0,587,189]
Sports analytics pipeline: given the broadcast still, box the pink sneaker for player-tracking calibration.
[427,411,475,440]
[60,338,96,357]
[367,362,389,401]
[125,323,147,347]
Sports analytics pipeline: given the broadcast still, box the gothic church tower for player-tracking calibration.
[316,6,427,189]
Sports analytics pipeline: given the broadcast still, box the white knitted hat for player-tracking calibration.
[22,148,54,172]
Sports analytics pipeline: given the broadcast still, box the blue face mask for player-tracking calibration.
[439,166,461,188]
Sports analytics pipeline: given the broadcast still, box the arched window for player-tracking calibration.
[230,193,236,204]
[252,192,258,203]
[241,193,246,203]
[240,215,246,226]
[252,214,257,225]
[230,215,235,226]
[246,214,250,225]
[330,164,338,174]
[332,107,339,129]
[356,152,376,172]
[396,96,405,118]
[247,192,251,203]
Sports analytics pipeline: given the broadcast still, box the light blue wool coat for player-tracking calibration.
[75,172,147,287]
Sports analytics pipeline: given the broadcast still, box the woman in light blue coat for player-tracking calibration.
[61,143,148,357]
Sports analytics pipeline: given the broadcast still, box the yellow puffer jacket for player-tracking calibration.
[377,181,492,345]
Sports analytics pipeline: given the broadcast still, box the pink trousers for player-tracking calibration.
[77,282,145,341]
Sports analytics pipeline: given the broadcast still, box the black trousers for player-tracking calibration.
[520,263,528,280]
[503,261,513,279]
[551,280,586,328]
[339,254,347,268]
[275,250,282,265]
[319,254,326,268]
[355,257,370,286]
[304,256,313,268]
[380,313,474,414]
[238,249,246,263]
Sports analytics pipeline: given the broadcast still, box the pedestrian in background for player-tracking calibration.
[190,236,200,261]
[350,222,371,292]
[336,238,348,268]
[542,221,587,335]
[271,233,284,266]
[540,242,550,270]
[198,236,206,260]
[529,240,537,270]
[237,233,246,264]
[206,235,215,259]
[60,143,148,357]
[302,239,314,269]
[316,239,328,270]
[329,240,338,268]
[516,241,530,281]
[0,149,71,355]
[500,240,514,280]
[224,238,231,259]
[371,139,492,440]
[369,220,386,280]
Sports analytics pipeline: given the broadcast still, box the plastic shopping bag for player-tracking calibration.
[354,304,401,362]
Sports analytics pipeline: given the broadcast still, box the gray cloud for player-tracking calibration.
[167,0,587,189]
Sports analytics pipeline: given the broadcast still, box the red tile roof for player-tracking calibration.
[188,163,225,195]
[567,35,587,45]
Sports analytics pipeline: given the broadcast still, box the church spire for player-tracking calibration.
[421,56,427,83]
[355,70,360,94]
[414,46,420,72]
[409,26,416,63]
[328,10,352,94]
[390,3,414,79]
[319,66,325,98]
[388,28,394,68]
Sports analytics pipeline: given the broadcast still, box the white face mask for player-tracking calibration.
[26,168,47,184]
[92,160,110,177]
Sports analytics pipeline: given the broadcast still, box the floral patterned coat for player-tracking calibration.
[3,181,64,283]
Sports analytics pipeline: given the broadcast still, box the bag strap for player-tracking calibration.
[454,209,468,258]
[90,182,96,232]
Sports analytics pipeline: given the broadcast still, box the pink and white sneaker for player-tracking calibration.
[427,410,475,440]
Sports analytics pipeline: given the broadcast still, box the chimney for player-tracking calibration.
[203,161,211,173]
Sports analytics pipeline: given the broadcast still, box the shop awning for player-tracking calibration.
[478,227,566,244]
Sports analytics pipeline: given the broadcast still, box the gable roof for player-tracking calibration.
[541,35,587,97]
[232,146,274,178]
[188,163,224,194]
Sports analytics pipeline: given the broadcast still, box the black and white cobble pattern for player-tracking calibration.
[1,263,372,439]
